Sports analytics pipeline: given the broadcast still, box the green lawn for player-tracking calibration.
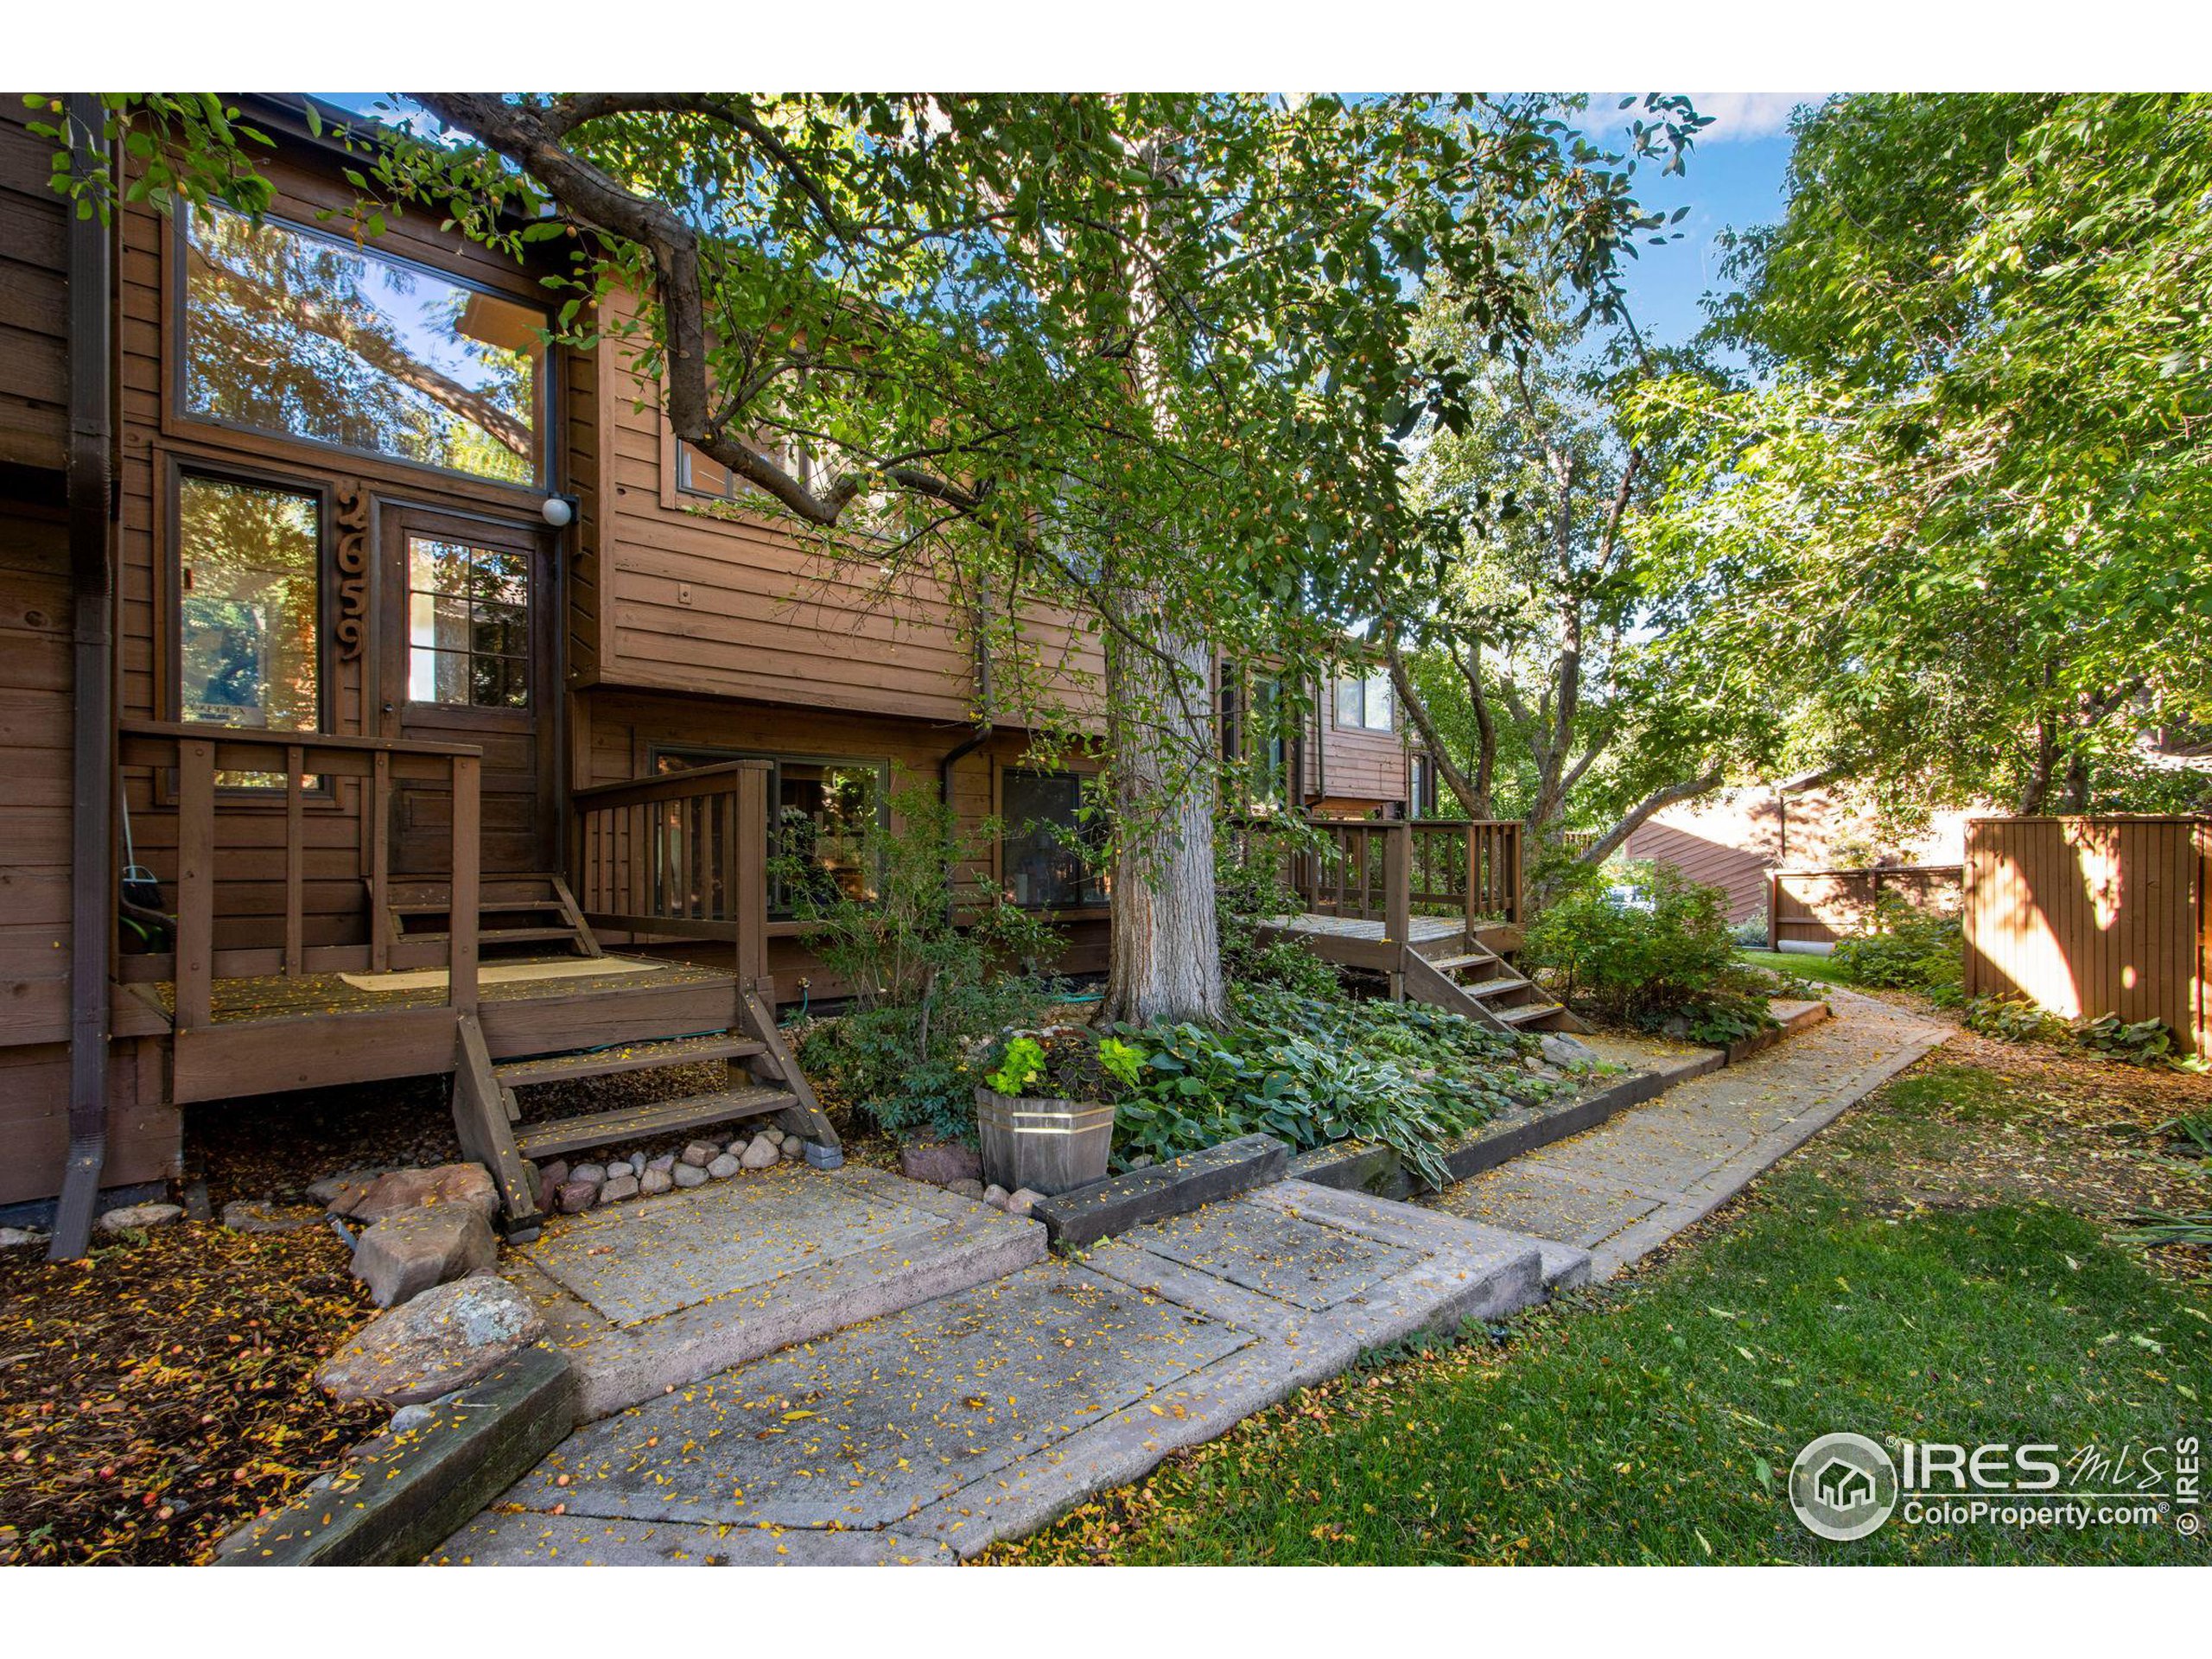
[990,1058,2211,1565]
[1739,946,1861,988]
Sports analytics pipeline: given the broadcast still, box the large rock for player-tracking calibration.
[671,1162,708,1190]
[98,1202,183,1234]
[555,1179,599,1214]
[308,1168,387,1215]
[707,1154,741,1179]
[639,1166,673,1197]
[221,1198,322,1235]
[316,1274,545,1406]
[346,1164,499,1224]
[899,1141,982,1186]
[0,1226,42,1250]
[599,1173,640,1204]
[679,1141,716,1169]
[351,1205,496,1307]
[738,1134,779,1171]
[1539,1033,1600,1069]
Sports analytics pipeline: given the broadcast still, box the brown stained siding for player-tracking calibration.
[1963,816,2209,1054]
[1316,702,1409,811]
[0,505,73,1045]
[0,1039,179,1206]
[0,104,68,473]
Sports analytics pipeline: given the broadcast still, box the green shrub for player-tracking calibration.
[786,779,1060,1144]
[1522,862,1777,1039]
[1831,893,1963,1001]
[1106,987,1567,1190]
[1962,994,2074,1046]
[2074,1013,2174,1065]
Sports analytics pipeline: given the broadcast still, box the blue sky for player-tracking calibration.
[1581,92,1815,348]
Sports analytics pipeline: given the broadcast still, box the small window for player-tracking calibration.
[1336,671,1393,732]
[654,748,887,913]
[407,537,530,709]
[177,475,321,734]
[1002,770,1108,909]
[183,202,543,485]
[677,437,817,500]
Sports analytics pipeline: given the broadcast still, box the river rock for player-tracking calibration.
[680,1141,716,1168]
[1004,1188,1042,1217]
[707,1154,741,1179]
[1539,1033,1600,1069]
[899,1141,982,1185]
[347,1164,499,1224]
[671,1162,708,1189]
[569,1163,607,1188]
[0,1226,42,1249]
[351,1205,496,1307]
[308,1168,387,1215]
[639,1166,673,1197]
[599,1173,640,1204]
[946,1179,985,1200]
[316,1275,544,1406]
[645,1154,676,1174]
[98,1202,183,1234]
[982,1184,1010,1210]
[221,1198,322,1235]
[780,1138,803,1161]
[737,1134,779,1171]
[555,1179,599,1214]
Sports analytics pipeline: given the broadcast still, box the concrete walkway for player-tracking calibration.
[1426,988,1951,1279]
[435,1179,1578,1564]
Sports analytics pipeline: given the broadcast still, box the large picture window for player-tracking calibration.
[1001,770,1108,909]
[654,748,887,913]
[177,475,321,734]
[182,202,544,485]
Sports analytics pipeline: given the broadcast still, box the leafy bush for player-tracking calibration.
[1522,862,1777,1039]
[978,1024,1135,1103]
[1104,987,1569,1190]
[1830,893,1963,1002]
[1214,817,1344,999]
[2074,1013,2174,1065]
[1962,994,2074,1046]
[1731,916,1770,950]
[787,780,1061,1143]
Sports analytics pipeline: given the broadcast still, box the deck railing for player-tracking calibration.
[569,760,769,988]
[116,719,483,1028]
[1253,814,1524,941]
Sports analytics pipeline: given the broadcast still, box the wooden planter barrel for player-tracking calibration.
[975,1087,1117,1195]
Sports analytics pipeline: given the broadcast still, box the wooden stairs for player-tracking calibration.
[450,986,835,1229]
[1402,929,1589,1036]
[380,872,601,965]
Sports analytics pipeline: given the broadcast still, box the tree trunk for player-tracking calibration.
[1099,600,1226,1027]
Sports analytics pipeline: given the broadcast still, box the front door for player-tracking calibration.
[378,505,556,877]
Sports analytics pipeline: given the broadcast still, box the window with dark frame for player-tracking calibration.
[652,747,887,914]
[406,536,531,709]
[1335,671,1394,732]
[1001,770,1108,909]
[181,201,546,486]
[177,474,323,735]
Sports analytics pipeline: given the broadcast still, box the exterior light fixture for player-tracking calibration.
[541,493,579,529]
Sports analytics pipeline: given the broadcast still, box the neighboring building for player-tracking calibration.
[0,96,1426,1222]
[1624,772,1975,925]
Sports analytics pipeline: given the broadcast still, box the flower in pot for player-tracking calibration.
[974,1028,1138,1195]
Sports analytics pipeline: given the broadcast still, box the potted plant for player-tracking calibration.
[974,1027,1143,1194]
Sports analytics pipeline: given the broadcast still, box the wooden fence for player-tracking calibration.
[1767,864,1962,952]
[1963,816,2209,1055]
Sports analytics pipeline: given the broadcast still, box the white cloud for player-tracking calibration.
[1586,92,1821,144]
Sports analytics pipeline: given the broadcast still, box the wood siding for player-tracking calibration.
[1313,699,1409,811]
[0,102,67,474]
[1768,864,1962,951]
[1963,816,2209,1055]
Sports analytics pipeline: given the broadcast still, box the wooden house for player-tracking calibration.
[0,95,1449,1243]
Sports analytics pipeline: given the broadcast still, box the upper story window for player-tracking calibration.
[676,437,818,501]
[182,202,546,486]
[1335,671,1394,732]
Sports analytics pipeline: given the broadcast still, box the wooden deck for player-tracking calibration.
[1262,910,1582,1034]
[121,955,734,1028]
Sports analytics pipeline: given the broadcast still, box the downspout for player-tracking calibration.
[939,606,994,921]
[50,95,117,1262]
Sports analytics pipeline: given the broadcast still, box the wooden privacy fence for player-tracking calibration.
[1767,864,1962,952]
[569,760,769,988]
[1963,816,2210,1055]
